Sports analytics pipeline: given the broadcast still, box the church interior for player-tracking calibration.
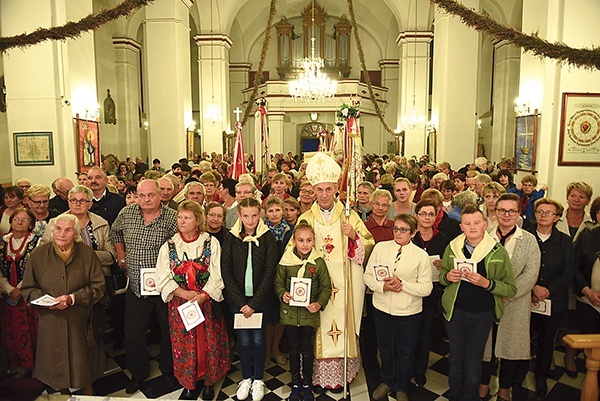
[0,0,599,400]
[0,0,598,195]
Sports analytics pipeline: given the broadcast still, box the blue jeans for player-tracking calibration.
[447,308,494,401]
[230,302,269,380]
[373,308,421,392]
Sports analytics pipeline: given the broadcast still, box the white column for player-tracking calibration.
[267,112,285,155]
[144,0,192,165]
[490,40,521,162]
[380,60,400,154]
[431,0,480,168]
[113,38,144,159]
[397,32,432,158]
[196,34,232,154]
[0,0,86,186]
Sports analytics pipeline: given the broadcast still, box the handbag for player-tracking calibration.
[107,262,128,297]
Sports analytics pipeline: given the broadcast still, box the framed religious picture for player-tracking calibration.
[559,92,600,166]
[13,132,54,166]
[514,112,538,172]
[75,115,100,173]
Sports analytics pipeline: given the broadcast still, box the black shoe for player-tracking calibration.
[202,385,214,400]
[415,374,427,387]
[126,379,143,394]
[329,387,344,394]
[535,376,548,396]
[312,385,326,394]
[164,374,179,389]
[180,387,201,400]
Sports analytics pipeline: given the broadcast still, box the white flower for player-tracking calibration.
[342,108,349,117]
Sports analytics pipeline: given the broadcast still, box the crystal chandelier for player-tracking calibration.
[289,0,336,102]
[204,99,222,125]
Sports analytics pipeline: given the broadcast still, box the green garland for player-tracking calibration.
[431,0,600,70]
[346,0,395,135]
[241,0,277,126]
[0,0,152,53]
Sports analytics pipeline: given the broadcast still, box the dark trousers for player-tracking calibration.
[497,359,529,389]
[230,302,268,380]
[447,309,494,401]
[531,311,564,378]
[124,289,173,381]
[360,293,378,367]
[577,301,600,334]
[414,285,442,377]
[373,308,421,392]
[286,325,315,385]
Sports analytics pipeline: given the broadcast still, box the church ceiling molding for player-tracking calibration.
[431,0,600,70]
[0,0,152,53]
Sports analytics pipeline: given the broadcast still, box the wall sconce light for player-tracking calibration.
[426,121,437,133]
[514,98,532,116]
[477,119,482,130]
[310,112,318,121]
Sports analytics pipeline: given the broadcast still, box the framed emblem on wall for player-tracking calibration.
[559,93,600,166]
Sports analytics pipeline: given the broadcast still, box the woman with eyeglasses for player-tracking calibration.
[526,198,575,396]
[26,184,56,237]
[365,214,432,401]
[0,207,40,378]
[40,185,116,274]
[478,193,540,400]
[0,186,24,236]
[412,199,450,387]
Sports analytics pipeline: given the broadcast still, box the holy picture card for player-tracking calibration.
[289,277,312,307]
[453,258,476,281]
[140,268,159,296]
[373,265,392,282]
[177,300,205,331]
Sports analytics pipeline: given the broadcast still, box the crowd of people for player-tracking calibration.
[0,150,598,401]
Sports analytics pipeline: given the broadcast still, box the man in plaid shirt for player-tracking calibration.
[110,179,178,394]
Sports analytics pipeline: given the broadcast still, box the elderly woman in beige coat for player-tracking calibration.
[21,214,106,395]
[479,194,540,401]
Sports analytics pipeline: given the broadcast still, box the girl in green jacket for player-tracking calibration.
[274,220,332,401]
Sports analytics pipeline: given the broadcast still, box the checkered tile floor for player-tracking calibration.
[25,330,585,401]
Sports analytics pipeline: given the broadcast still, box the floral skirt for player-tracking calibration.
[168,296,230,389]
[0,297,38,371]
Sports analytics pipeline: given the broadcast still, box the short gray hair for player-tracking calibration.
[47,214,83,243]
[69,185,93,201]
[452,190,478,209]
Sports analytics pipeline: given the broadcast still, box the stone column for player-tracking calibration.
[113,38,144,160]
[0,0,93,185]
[144,0,193,164]
[431,0,480,168]
[490,39,521,163]
[195,34,232,154]
[380,59,400,154]
[396,31,433,158]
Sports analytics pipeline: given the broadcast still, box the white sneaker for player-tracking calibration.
[251,379,266,401]
[237,378,253,400]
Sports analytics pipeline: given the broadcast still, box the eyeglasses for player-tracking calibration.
[28,199,49,206]
[417,212,436,218]
[207,212,224,219]
[535,210,559,217]
[372,202,389,208]
[300,189,315,195]
[393,226,411,234]
[12,218,30,223]
[68,198,91,205]
[497,208,519,216]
